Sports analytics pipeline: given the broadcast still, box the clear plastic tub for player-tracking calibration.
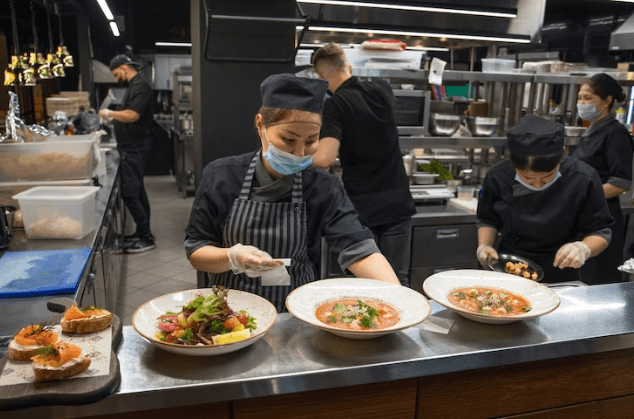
[482,58,515,73]
[0,179,93,209]
[12,186,100,239]
[0,137,99,182]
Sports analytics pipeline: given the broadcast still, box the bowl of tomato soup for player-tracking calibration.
[423,270,560,324]
[286,278,431,339]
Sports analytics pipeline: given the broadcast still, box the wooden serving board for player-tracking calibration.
[0,315,122,411]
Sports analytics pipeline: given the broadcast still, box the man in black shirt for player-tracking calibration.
[312,43,416,286]
[99,55,155,253]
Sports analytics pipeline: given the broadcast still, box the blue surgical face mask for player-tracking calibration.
[514,171,561,192]
[577,103,602,122]
[262,129,313,176]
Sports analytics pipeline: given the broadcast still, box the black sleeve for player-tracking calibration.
[577,169,615,236]
[605,126,634,188]
[320,97,344,142]
[316,175,378,264]
[476,172,503,229]
[185,164,225,257]
[125,83,152,115]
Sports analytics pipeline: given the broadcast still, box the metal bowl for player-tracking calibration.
[564,126,586,137]
[429,113,462,137]
[465,116,499,137]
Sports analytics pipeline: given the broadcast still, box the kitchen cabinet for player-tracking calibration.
[410,222,479,293]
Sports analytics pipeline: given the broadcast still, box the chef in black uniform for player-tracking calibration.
[311,43,416,287]
[477,115,613,283]
[185,74,400,312]
[572,73,633,284]
[99,54,155,253]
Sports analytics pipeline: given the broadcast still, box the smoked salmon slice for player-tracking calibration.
[31,342,83,368]
[14,325,59,346]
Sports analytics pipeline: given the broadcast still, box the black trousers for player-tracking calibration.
[119,138,152,238]
[370,218,412,287]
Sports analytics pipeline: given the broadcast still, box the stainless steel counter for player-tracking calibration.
[8,282,634,418]
[412,202,477,226]
[0,152,120,338]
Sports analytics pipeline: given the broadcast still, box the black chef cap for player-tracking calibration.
[508,115,564,158]
[589,73,623,101]
[260,74,329,114]
[109,54,140,71]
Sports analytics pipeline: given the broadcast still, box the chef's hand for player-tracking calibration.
[477,245,499,269]
[98,109,112,121]
[554,241,591,269]
[227,244,284,278]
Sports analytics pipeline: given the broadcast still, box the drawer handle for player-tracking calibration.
[436,229,459,239]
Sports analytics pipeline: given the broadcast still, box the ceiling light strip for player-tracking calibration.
[297,0,517,18]
[96,0,115,21]
[109,21,120,37]
[155,42,192,47]
[302,26,531,44]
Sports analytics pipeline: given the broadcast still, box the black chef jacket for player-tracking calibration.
[114,74,154,148]
[320,76,415,228]
[572,116,633,284]
[572,116,633,190]
[477,157,613,283]
[185,151,379,278]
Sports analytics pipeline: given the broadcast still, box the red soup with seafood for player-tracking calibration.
[315,299,400,330]
[447,287,532,316]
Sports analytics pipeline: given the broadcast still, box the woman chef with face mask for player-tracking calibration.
[476,115,614,284]
[571,73,634,284]
[185,74,400,312]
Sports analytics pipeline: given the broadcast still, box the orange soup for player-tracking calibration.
[447,287,532,316]
[315,298,400,330]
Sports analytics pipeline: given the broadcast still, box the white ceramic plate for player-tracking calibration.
[285,278,431,339]
[423,270,560,324]
[132,288,277,356]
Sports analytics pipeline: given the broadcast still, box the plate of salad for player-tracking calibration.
[132,286,277,356]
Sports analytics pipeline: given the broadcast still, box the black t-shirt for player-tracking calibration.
[320,76,415,227]
[114,74,154,147]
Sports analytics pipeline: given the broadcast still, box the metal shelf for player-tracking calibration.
[400,136,583,149]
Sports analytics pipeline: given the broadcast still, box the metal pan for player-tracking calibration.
[488,253,544,282]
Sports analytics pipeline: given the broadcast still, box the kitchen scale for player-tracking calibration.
[410,185,455,203]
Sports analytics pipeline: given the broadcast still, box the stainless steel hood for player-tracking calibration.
[610,12,634,51]
[296,0,543,50]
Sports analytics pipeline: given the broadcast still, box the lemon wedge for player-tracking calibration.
[211,329,251,345]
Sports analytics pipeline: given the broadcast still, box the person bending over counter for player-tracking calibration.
[476,115,613,284]
[184,74,399,312]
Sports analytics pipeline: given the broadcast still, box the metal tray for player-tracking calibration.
[488,253,544,282]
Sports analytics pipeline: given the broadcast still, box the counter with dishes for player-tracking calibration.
[0,151,123,339]
[4,281,634,418]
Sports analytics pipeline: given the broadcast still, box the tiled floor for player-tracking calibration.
[114,175,196,326]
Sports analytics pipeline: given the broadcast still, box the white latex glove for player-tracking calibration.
[227,244,284,278]
[554,241,591,269]
[477,245,499,269]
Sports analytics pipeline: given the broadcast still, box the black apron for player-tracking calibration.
[498,184,581,283]
[206,154,315,312]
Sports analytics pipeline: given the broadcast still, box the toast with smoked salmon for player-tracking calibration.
[31,342,91,382]
[61,305,113,334]
[8,324,60,362]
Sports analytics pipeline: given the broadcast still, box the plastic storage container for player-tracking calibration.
[0,137,99,182]
[12,186,100,239]
[0,179,93,209]
[481,58,515,73]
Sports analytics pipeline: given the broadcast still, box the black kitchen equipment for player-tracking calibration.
[0,206,16,249]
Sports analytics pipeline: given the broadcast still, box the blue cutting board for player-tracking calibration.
[0,248,92,298]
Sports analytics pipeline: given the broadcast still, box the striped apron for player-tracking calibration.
[207,154,315,312]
